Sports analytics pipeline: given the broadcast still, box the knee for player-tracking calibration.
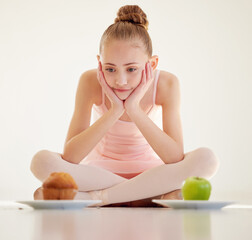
[190,147,220,179]
[30,150,53,181]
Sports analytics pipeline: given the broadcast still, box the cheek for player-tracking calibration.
[103,70,143,87]
[131,71,142,87]
[103,73,114,86]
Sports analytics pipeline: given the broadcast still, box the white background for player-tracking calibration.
[1,0,251,202]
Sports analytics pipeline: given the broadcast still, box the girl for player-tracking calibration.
[31,5,219,207]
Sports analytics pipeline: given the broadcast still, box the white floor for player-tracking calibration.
[1,202,252,240]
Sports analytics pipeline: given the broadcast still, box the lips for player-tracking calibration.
[114,88,131,92]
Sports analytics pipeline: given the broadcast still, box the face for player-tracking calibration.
[98,39,150,100]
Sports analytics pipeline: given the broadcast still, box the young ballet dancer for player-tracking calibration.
[30,5,219,207]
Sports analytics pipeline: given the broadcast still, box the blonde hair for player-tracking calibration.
[99,5,152,57]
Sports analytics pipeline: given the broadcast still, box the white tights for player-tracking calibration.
[30,147,219,206]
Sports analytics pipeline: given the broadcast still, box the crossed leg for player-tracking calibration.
[31,147,219,207]
[31,149,129,191]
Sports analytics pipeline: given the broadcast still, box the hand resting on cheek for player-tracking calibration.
[124,61,154,114]
[97,61,125,116]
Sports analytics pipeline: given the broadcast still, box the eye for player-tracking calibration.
[128,68,137,72]
[105,68,115,73]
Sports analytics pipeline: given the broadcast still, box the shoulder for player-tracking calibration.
[78,68,98,87]
[77,69,102,105]
[156,70,181,107]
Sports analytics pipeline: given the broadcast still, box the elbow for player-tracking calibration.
[164,155,184,164]
[62,146,82,164]
[62,153,81,164]
[163,146,184,164]
[173,151,185,163]
[63,139,89,164]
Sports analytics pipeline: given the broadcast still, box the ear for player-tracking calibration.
[150,55,159,70]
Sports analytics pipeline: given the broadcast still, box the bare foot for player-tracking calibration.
[130,189,182,207]
[34,187,43,200]
[160,189,182,200]
[103,189,182,208]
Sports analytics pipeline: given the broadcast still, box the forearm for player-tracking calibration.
[128,109,184,164]
[63,108,122,164]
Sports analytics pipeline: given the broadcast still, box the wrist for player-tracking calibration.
[111,105,125,117]
[125,103,141,117]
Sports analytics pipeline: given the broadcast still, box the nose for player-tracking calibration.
[115,73,127,86]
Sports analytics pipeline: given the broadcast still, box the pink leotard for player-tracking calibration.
[81,70,165,179]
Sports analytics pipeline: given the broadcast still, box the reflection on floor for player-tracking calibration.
[0,202,252,240]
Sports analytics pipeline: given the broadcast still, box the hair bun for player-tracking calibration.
[114,5,149,30]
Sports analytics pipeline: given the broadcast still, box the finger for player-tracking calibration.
[142,68,146,85]
[97,67,101,81]
[98,65,106,83]
[97,62,99,78]
[145,64,148,84]
[149,62,153,80]
[99,71,106,87]
[145,62,149,79]
[148,62,152,84]
[98,71,102,84]
[99,71,114,95]
[147,62,152,82]
[98,61,102,71]
[101,70,107,85]
[97,62,103,81]
[146,62,151,81]
[136,70,144,89]
[145,62,148,82]
[98,68,107,87]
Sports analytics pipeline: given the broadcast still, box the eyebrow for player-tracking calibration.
[104,62,140,66]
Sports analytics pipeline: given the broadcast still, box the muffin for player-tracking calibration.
[42,172,78,200]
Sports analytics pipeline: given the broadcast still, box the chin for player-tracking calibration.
[114,90,132,100]
[117,94,129,100]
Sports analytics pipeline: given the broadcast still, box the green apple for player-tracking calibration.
[182,176,211,200]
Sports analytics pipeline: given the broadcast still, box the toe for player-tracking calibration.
[161,189,182,200]
[34,187,43,200]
